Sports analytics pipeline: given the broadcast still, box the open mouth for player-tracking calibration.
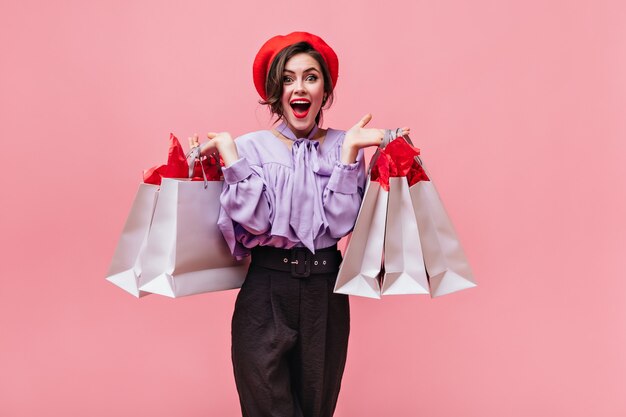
[290,99,311,119]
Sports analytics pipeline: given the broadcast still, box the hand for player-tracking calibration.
[188,131,239,166]
[341,114,410,164]
[188,133,202,152]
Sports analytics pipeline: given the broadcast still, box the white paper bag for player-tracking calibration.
[106,183,159,297]
[381,177,429,295]
[139,178,249,298]
[334,179,387,299]
[409,166,477,297]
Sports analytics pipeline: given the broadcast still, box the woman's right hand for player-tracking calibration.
[188,132,239,166]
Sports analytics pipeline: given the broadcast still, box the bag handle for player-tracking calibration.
[367,129,431,178]
[367,128,405,175]
[186,147,209,189]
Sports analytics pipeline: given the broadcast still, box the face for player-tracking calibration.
[280,53,325,137]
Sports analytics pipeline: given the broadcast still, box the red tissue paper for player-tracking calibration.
[370,137,430,190]
[142,133,223,185]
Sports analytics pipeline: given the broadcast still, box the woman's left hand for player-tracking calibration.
[341,114,410,164]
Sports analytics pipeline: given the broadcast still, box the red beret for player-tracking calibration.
[253,31,339,101]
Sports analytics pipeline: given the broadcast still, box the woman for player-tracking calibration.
[190,32,409,417]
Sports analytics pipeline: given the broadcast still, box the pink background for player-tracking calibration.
[2,0,625,416]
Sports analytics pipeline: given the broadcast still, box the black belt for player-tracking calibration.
[250,245,342,278]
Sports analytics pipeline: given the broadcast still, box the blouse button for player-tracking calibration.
[314,260,319,265]
[323,260,327,265]
[283,258,288,263]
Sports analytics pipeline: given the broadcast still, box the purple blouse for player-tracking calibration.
[217,122,366,260]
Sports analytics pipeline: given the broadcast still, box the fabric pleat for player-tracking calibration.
[276,122,329,252]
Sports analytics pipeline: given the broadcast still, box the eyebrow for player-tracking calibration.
[283,67,320,74]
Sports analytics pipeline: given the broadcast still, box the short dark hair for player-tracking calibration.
[260,41,335,126]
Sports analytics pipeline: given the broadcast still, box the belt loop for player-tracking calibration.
[290,247,311,278]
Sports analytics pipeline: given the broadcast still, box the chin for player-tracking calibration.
[284,117,313,133]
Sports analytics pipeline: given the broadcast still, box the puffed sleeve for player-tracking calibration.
[322,149,366,238]
[219,156,273,235]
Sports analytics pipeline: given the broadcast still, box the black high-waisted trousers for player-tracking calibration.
[231,248,350,417]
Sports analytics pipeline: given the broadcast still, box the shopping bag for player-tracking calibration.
[334,178,387,299]
[335,127,476,299]
[138,173,249,297]
[106,132,187,297]
[373,134,428,295]
[407,153,477,297]
[107,133,233,298]
[381,176,429,295]
[334,130,404,299]
[106,183,159,297]
[139,136,246,298]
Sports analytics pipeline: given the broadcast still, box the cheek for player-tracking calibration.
[314,87,325,106]
[280,91,290,110]
[314,81,325,97]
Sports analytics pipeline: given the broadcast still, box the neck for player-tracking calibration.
[278,121,319,141]
[292,126,314,138]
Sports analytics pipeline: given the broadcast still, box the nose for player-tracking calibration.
[294,77,306,94]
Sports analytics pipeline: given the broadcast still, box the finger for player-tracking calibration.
[188,137,194,148]
[200,139,217,154]
[207,132,218,140]
[356,113,372,128]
